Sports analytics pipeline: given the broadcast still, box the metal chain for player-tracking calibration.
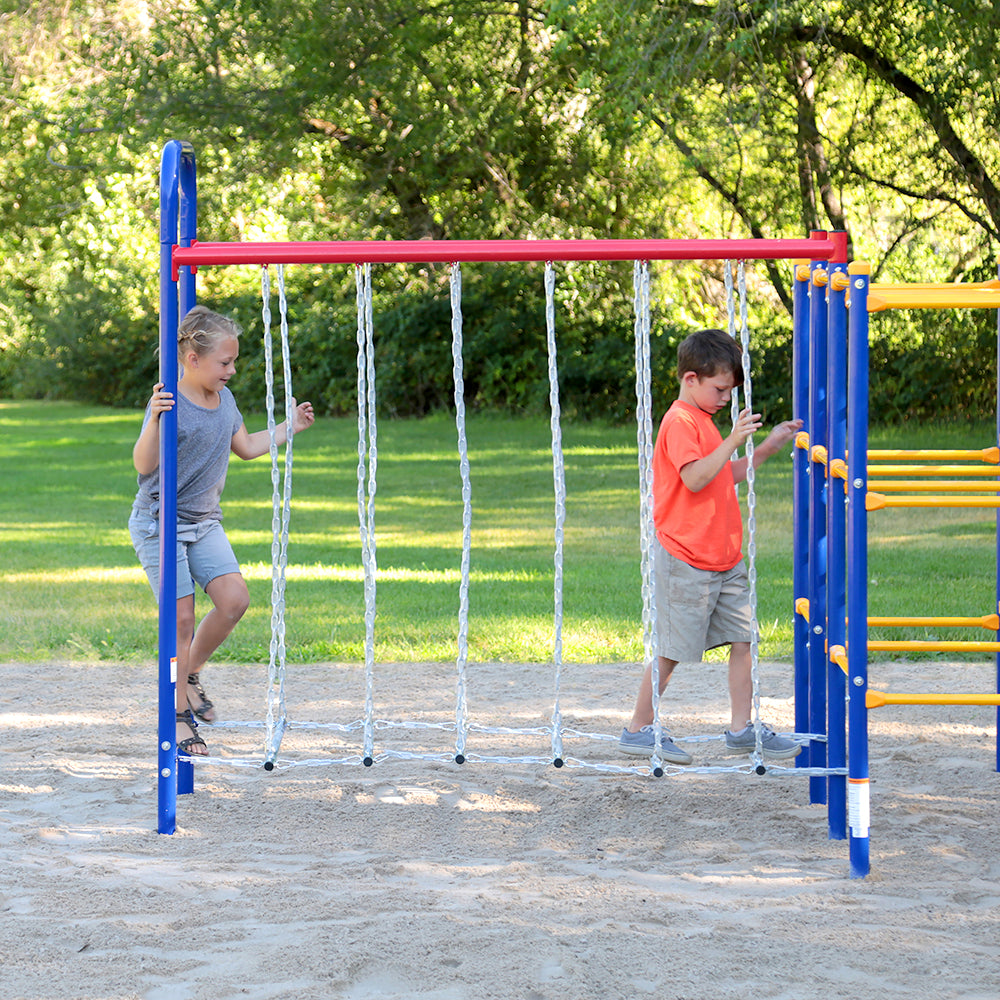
[632,260,666,766]
[451,264,472,760]
[544,262,567,762]
[261,265,293,764]
[736,261,764,755]
[355,263,378,762]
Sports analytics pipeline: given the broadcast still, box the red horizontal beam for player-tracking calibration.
[172,234,845,277]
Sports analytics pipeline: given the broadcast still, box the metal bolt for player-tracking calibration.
[813,625,823,635]
[161,741,171,751]
[854,279,865,289]
[853,676,864,687]
[160,767,172,778]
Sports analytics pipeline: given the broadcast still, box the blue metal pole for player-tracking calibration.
[826,263,848,839]
[996,259,1000,772]
[807,255,829,804]
[157,140,197,833]
[846,262,871,878]
[791,261,811,767]
[176,144,197,797]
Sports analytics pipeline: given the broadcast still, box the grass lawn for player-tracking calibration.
[0,399,997,666]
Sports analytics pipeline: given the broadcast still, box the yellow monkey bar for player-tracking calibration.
[868,447,999,463]
[829,647,1000,709]
[867,480,1000,492]
[866,691,1000,708]
[866,493,1000,510]
[865,280,1000,312]
[794,603,998,631]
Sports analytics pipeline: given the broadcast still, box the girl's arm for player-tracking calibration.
[231,399,316,460]
[132,383,175,474]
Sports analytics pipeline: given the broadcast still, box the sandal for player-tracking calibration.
[187,672,216,723]
[176,709,208,757]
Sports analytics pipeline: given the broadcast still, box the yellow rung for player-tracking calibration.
[867,691,1000,709]
[868,640,1000,653]
[829,458,848,480]
[866,286,1000,312]
[867,480,1000,492]
[811,444,828,466]
[795,597,810,619]
[866,465,1000,476]
[866,492,1000,510]
[870,279,1000,292]
[795,431,810,451]
[868,447,999,463]
[868,614,1000,630]
[829,644,849,675]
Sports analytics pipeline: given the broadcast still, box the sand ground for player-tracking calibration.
[3,657,1000,1000]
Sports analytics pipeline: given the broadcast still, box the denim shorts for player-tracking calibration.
[129,509,240,600]
[653,539,753,662]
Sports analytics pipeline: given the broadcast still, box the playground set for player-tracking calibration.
[156,140,1000,878]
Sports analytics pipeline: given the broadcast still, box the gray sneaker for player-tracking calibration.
[618,726,693,765]
[724,722,801,760]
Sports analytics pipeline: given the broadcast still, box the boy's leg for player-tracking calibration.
[723,640,801,759]
[727,641,753,731]
[627,656,678,732]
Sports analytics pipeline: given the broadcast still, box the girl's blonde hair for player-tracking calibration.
[177,305,242,359]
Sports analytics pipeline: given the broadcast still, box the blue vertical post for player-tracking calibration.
[996,260,1000,772]
[158,140,197,834]
[846,261,871,878]
[807,247,829,804]
[825,263,849,839]
[176,147,197,796]
[791,261,811,763]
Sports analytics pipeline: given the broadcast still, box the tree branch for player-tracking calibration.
[790,23,1000,235]
[652,113,792,312]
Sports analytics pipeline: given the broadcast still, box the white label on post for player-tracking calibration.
[849,779,870,836]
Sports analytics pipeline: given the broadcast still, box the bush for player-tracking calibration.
[4,257,998,429]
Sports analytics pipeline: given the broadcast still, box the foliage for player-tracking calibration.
[2,1,1000,423]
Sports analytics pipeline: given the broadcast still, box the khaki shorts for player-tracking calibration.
[653,540,753,662]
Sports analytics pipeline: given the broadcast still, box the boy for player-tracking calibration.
[619,327,802,764]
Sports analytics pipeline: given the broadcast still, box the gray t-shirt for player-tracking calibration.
[134,387,244,522]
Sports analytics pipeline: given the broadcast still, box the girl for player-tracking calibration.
[130,305,315,756]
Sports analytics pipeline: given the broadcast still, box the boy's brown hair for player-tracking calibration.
[676,328,744,385]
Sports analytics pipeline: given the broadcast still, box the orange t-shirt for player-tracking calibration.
[652,400,743,572]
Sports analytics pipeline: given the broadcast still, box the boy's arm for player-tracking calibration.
[679,407,762,492]
[231,399,316,461]
[731,418,804,484]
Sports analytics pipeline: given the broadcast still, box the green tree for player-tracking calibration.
[552,0,1000,284]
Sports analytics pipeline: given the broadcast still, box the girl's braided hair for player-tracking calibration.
[177,305,241,359]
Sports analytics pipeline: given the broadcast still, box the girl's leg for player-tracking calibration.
[627,656,678,731]
[185,572,250,720]
[174,594,207,755]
